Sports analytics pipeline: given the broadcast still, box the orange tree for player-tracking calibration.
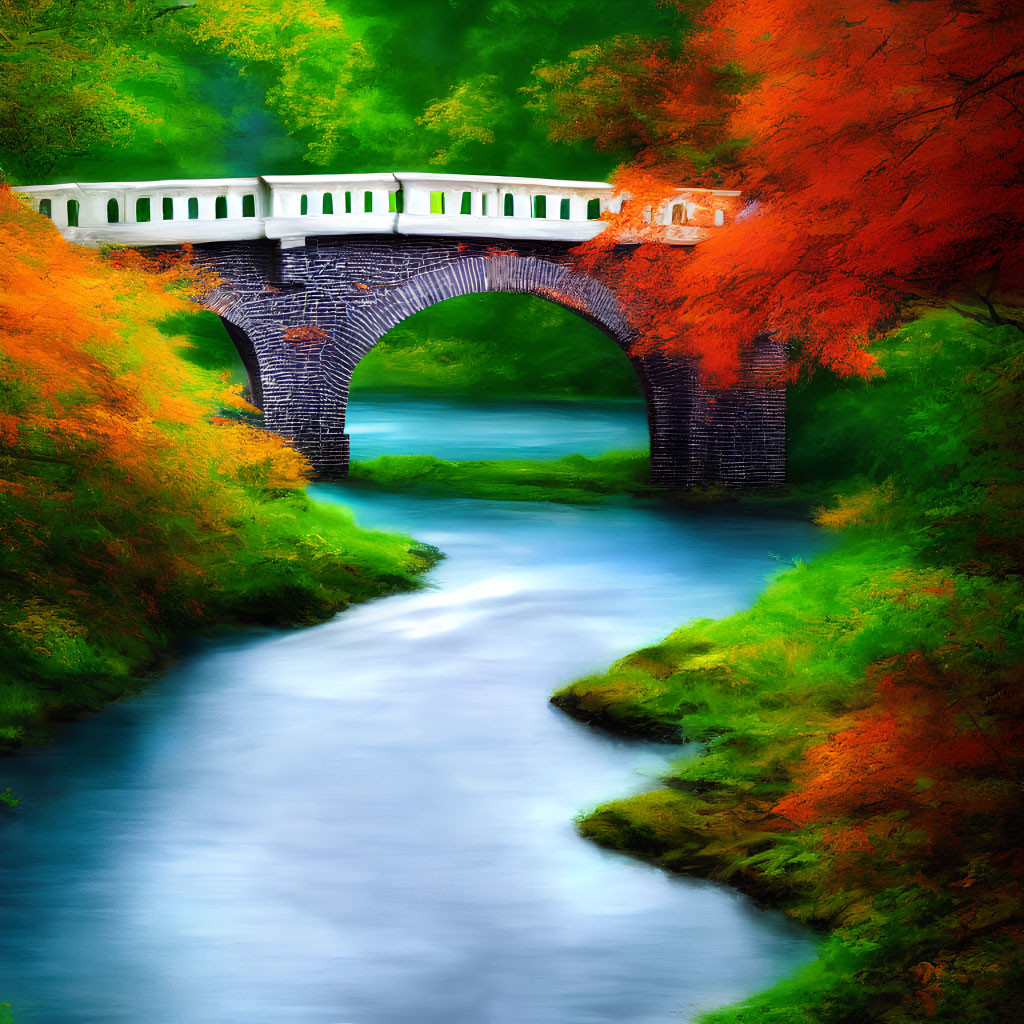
[0,187,434,748]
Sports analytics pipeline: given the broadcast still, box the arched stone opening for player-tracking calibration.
[195,236,784,487]
[344,290,650,461]
[332,251,701,484]
[349,289,642,402]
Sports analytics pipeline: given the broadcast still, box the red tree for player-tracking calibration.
[552,0,1024,381]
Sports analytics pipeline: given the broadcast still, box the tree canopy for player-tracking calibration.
[544,0,1024,380]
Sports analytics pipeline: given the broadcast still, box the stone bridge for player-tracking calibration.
[15,172,785,487]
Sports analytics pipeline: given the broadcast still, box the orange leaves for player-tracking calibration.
[771,652,1021,867]
[0,181,313,523]
[283,324,330,348]
[910,960,946,1017]
[206,417,310,488]
[101,242,221,298]
[567,0,1024,381]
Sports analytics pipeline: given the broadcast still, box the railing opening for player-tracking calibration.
[532,195,546,218]
[215,196,228,219]
[364,191,373,213]
[430,191,445,214]
[671,203,684,224]
[38,199,51,219]
[460,192,472,215]
[560,198,571,220]
[389,190,404,213]
[482,193,490,216]
[322,193,334,215]
[345,191,352,213]
[188,198,199,220]
[67,200,79,227]
[163,197,174,221]
[107,199,119,224]
[242,194,256,218]
[300,194,309,216]
[587,198,602,220]
[136,198,151,223]
[503,194,514,217]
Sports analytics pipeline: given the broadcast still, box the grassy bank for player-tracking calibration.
[0,190,437,751]
[350,450,651,504]
[552,310,1024,1022]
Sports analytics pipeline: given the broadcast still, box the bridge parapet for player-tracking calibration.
[13,172,739,249]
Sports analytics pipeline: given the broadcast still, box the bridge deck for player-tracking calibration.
[13,171,739,249]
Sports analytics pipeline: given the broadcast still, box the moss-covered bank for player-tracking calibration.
[553,310,1024,1023]
[350,449,652,504]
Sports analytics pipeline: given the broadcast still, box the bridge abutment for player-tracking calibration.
[639,338,785,488]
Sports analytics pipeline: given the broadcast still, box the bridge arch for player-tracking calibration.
[195,236,784,487]
[330,250,698,479]
[340,249,636,356]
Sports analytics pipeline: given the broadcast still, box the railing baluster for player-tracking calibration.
[12,173,735,247]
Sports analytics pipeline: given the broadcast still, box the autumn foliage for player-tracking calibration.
[553,307,1024,1020]
[0,186,432,747]
[549,0,1024,381]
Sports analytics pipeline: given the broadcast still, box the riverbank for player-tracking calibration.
[349,450,652,504]
[0,191,438,752]
[0,465,825,1023]
[552,309,1024,1022]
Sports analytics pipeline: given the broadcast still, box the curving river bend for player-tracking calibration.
[0,397,825,1023]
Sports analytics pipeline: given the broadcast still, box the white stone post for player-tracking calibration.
[81,194,104,227]
[51,195,69,228]
[406,186,430,215]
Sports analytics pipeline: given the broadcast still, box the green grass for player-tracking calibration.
[350,449,652,503]
[552,309,1024,1023]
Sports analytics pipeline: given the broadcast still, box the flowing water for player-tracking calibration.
[0,397,827,1024]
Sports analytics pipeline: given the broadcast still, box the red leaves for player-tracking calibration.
[566,0,1024,382]
[771,653,1021,865]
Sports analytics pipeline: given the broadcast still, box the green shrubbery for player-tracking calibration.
[350,293,641,401]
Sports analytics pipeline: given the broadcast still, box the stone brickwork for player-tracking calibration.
[189,235,785,487]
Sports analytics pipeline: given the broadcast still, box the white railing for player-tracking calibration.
[12,172,739,248]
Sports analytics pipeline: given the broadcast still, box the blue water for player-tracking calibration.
[347,395,650,461]
[0,398,826,1023]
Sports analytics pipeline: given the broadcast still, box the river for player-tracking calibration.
[0,397,826,1024]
